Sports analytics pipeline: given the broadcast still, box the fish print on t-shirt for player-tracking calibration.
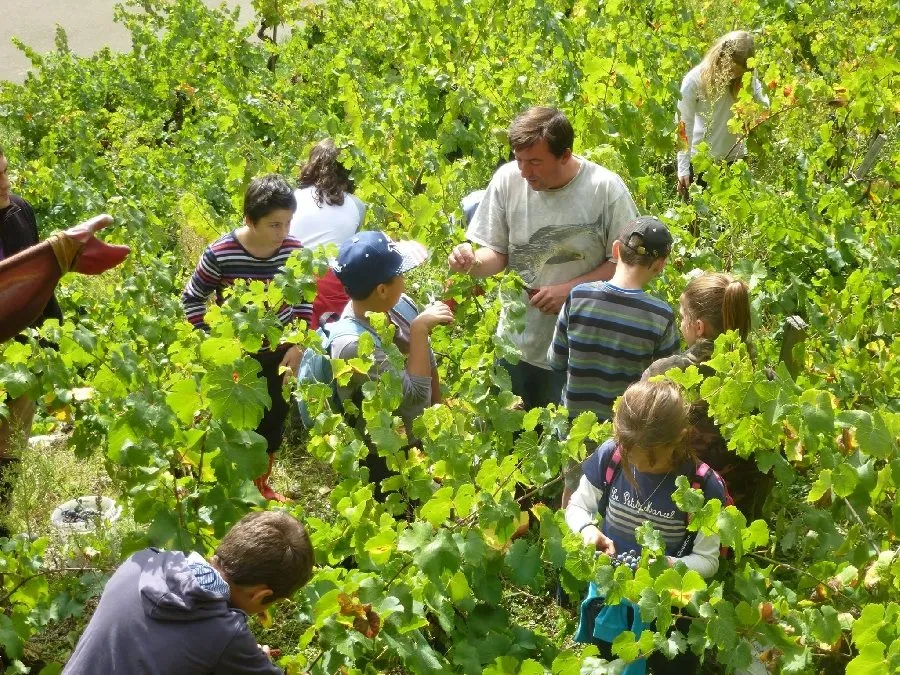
[508,224,605,287]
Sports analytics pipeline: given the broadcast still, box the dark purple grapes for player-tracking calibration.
[60,505,101,524]
[611,549,639,572]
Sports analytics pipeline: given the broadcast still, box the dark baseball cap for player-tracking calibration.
[620,216,673,258]
[333,231,428,298]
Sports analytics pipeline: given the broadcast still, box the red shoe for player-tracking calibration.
[254,455,290,502]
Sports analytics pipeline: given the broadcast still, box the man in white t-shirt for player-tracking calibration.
[447,107,639,409]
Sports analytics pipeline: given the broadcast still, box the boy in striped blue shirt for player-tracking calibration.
[549,216,678,503]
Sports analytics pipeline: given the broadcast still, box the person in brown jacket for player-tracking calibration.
[643,272,771,519]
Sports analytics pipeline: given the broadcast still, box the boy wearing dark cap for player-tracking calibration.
[331,230,453,442]
[548,217,679,503]
[64,510,314,674]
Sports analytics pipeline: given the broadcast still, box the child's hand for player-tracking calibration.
[257,643,282,660]
[412,302,455,332]
[677,175,692,201]
[581,525,616,556]
[279,345,303,384]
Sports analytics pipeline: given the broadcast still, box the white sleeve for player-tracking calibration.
[565,474,604,534]
[673,529,720,578]
[466,169,509,254]
[603,183,640,260]
[751,76,770,108]
[349,194,367,229]
[676,73,698,178]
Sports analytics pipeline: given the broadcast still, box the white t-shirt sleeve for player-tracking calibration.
[349,194,367,227]
[466,170,509,254]
[751,76,770,107]
[676,71,699,178]
[602,181,640,260]
[565,473,604,534]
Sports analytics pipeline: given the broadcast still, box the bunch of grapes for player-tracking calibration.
[611,550,640,572]
[60,504,100,524]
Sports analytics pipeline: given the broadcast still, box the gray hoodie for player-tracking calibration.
[63,549,282,674]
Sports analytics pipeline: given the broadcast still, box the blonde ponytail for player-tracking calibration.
[682,272,752,343]
[722,279,751,341]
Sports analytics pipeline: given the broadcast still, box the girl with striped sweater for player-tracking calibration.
[182,175,305,502]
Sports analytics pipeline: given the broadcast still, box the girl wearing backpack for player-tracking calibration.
[567,379,729,673]
[643,272,769,519]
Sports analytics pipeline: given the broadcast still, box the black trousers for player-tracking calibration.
[497,359,566,410]
[252,347,291,455]
[690,159,736,190]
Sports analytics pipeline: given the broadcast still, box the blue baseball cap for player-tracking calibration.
[333,231,429,298]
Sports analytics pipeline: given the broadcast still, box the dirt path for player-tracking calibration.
[0,0,256,84]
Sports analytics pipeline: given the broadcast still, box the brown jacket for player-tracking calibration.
[0,194,63,327]
[644,341,770,520]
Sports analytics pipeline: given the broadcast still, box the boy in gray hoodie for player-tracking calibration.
[64,510,314,674]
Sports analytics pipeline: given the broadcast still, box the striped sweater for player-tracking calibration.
[548,281,678,419]
[182,231,310,331]
[566,439,726,578]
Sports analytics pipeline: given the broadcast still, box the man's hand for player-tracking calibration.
[448,243,478,273]
[677,175,692,201]
[412,301,455,332]
[529,283,570,315]
[279,345,303,384]
[581,525,616,556]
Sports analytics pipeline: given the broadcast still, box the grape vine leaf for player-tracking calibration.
[504,539,543,590]
[201,359,271,429]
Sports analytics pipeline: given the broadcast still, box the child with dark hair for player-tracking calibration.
[549,216,680,505]
[64,510,314,674]
[567,380,728,674]
[643,272,770,518]
[182,174,303,501]
[290,138,366,248]
[328,231,452,495]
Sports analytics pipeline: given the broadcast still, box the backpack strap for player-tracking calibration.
[392,295,420,325]
[677,462,733,558]
[320,317,385,426]
[322,316,381,351]
[587,443,622,521]
[605,445,622,487]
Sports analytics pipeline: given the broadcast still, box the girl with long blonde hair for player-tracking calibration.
[676,31,770,197]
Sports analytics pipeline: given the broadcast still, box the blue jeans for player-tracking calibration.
[497,359,566,411]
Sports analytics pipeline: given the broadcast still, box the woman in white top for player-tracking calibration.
[676,31,769,198]
[290,138,366,248]
[291,139,368,328]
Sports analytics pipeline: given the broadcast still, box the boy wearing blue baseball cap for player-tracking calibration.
[330,231,452,491]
